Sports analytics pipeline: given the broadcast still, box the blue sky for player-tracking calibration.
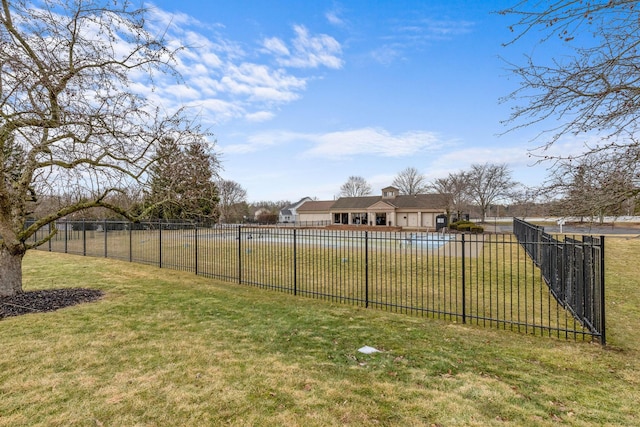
[144,0,581,202]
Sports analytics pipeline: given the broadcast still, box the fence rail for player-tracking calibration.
[31,219,604,343]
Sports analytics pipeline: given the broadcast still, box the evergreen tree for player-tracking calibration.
[182,140,219,222]
[146,138,184,219]
[145,137,220,221]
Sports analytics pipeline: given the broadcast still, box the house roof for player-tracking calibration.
[330,193,448,211]
[287,196,312,209]
[392,193,449,209]
[297,200,336,211]
[330,196,381,210]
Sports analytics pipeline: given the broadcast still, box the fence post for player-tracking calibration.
[104,219,108,258]
[159,222,163,269]
[461,233,466,324]
[237,226,243,284]
[600,236,606,345]
[365,231,369,308]
[129,221,133,263]
[64,221,68,254]
[82,219,86,256]
[194,224,198,275]
[293,228,297,296]
[48,223,52,252]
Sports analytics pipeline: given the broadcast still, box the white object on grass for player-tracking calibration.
[358,346,380,354]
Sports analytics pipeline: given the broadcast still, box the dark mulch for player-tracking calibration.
[0,288,104,319]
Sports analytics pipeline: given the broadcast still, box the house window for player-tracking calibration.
[375,213,387,225]
[333,213,349,224]
[383,189,396,198]
[351,213,367,225]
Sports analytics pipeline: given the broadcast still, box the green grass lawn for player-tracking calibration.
[1,236,639,426]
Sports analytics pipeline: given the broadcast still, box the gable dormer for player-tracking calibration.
[381,186,399,199]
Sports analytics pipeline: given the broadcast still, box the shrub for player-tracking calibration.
[470,225,484,233]
[449,220,483,233]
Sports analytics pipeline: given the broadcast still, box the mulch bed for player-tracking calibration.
[0,288,104,319]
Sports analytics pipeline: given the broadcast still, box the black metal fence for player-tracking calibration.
[30,219,605,342]
[513,218,605,343]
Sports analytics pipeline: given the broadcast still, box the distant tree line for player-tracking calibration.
[339,162,639,223]
[31,154,639,227]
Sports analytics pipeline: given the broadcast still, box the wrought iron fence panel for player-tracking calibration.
[31,219,605,343]
[513,218,605,343]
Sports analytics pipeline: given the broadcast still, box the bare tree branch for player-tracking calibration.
[339,176,372,197]
[0,0,212,295]
[500,1,640,160]
[392,167,428,195]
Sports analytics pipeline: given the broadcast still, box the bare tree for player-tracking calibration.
[466,163,516,221]
[217,180,248,223]
[0,0,206,296]
[548,151,639,222]
[339,176,372,197]
[392,167,428,195]
[431,171,470,221]
[509,185,543,220]
[500,1,640,163]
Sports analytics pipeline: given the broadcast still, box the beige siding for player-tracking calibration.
[299,212,331,223]
[408,213,419,227]
[421,213,434,228]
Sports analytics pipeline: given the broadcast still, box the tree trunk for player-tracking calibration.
[0,247,24,297]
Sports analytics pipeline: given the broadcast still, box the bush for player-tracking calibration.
[470,225,484,233]
[449,220,483,233]
[449,220,472,230]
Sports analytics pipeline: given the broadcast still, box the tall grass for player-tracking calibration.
[0,236,638,426]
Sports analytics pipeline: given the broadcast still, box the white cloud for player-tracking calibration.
[193,99,246,124]
[245,111,276,122]
[27,4,343,130]
[200,52,224,69]
[262,37,290,56]
[304,128,441,159]
[163,84,202,101]
[219,63,307,102]
[224,130,297,154]
[265,25,344,69]
[326,10,346,27]
[369,46,403,65]
[395,18,475,42]
[129,7,343,126]
[430,135,592,174]
[435,147,524,170]
[421,19,475,38]
[369,17,475,65]
[417,137,591,187]
[223,128,442,159]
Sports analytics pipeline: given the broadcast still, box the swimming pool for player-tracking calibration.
[234,230,453,250]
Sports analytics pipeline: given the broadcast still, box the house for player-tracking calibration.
[325,186,448,230]
[253,207,271,222]
[278,197,313,223]
[295,200,335,225]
